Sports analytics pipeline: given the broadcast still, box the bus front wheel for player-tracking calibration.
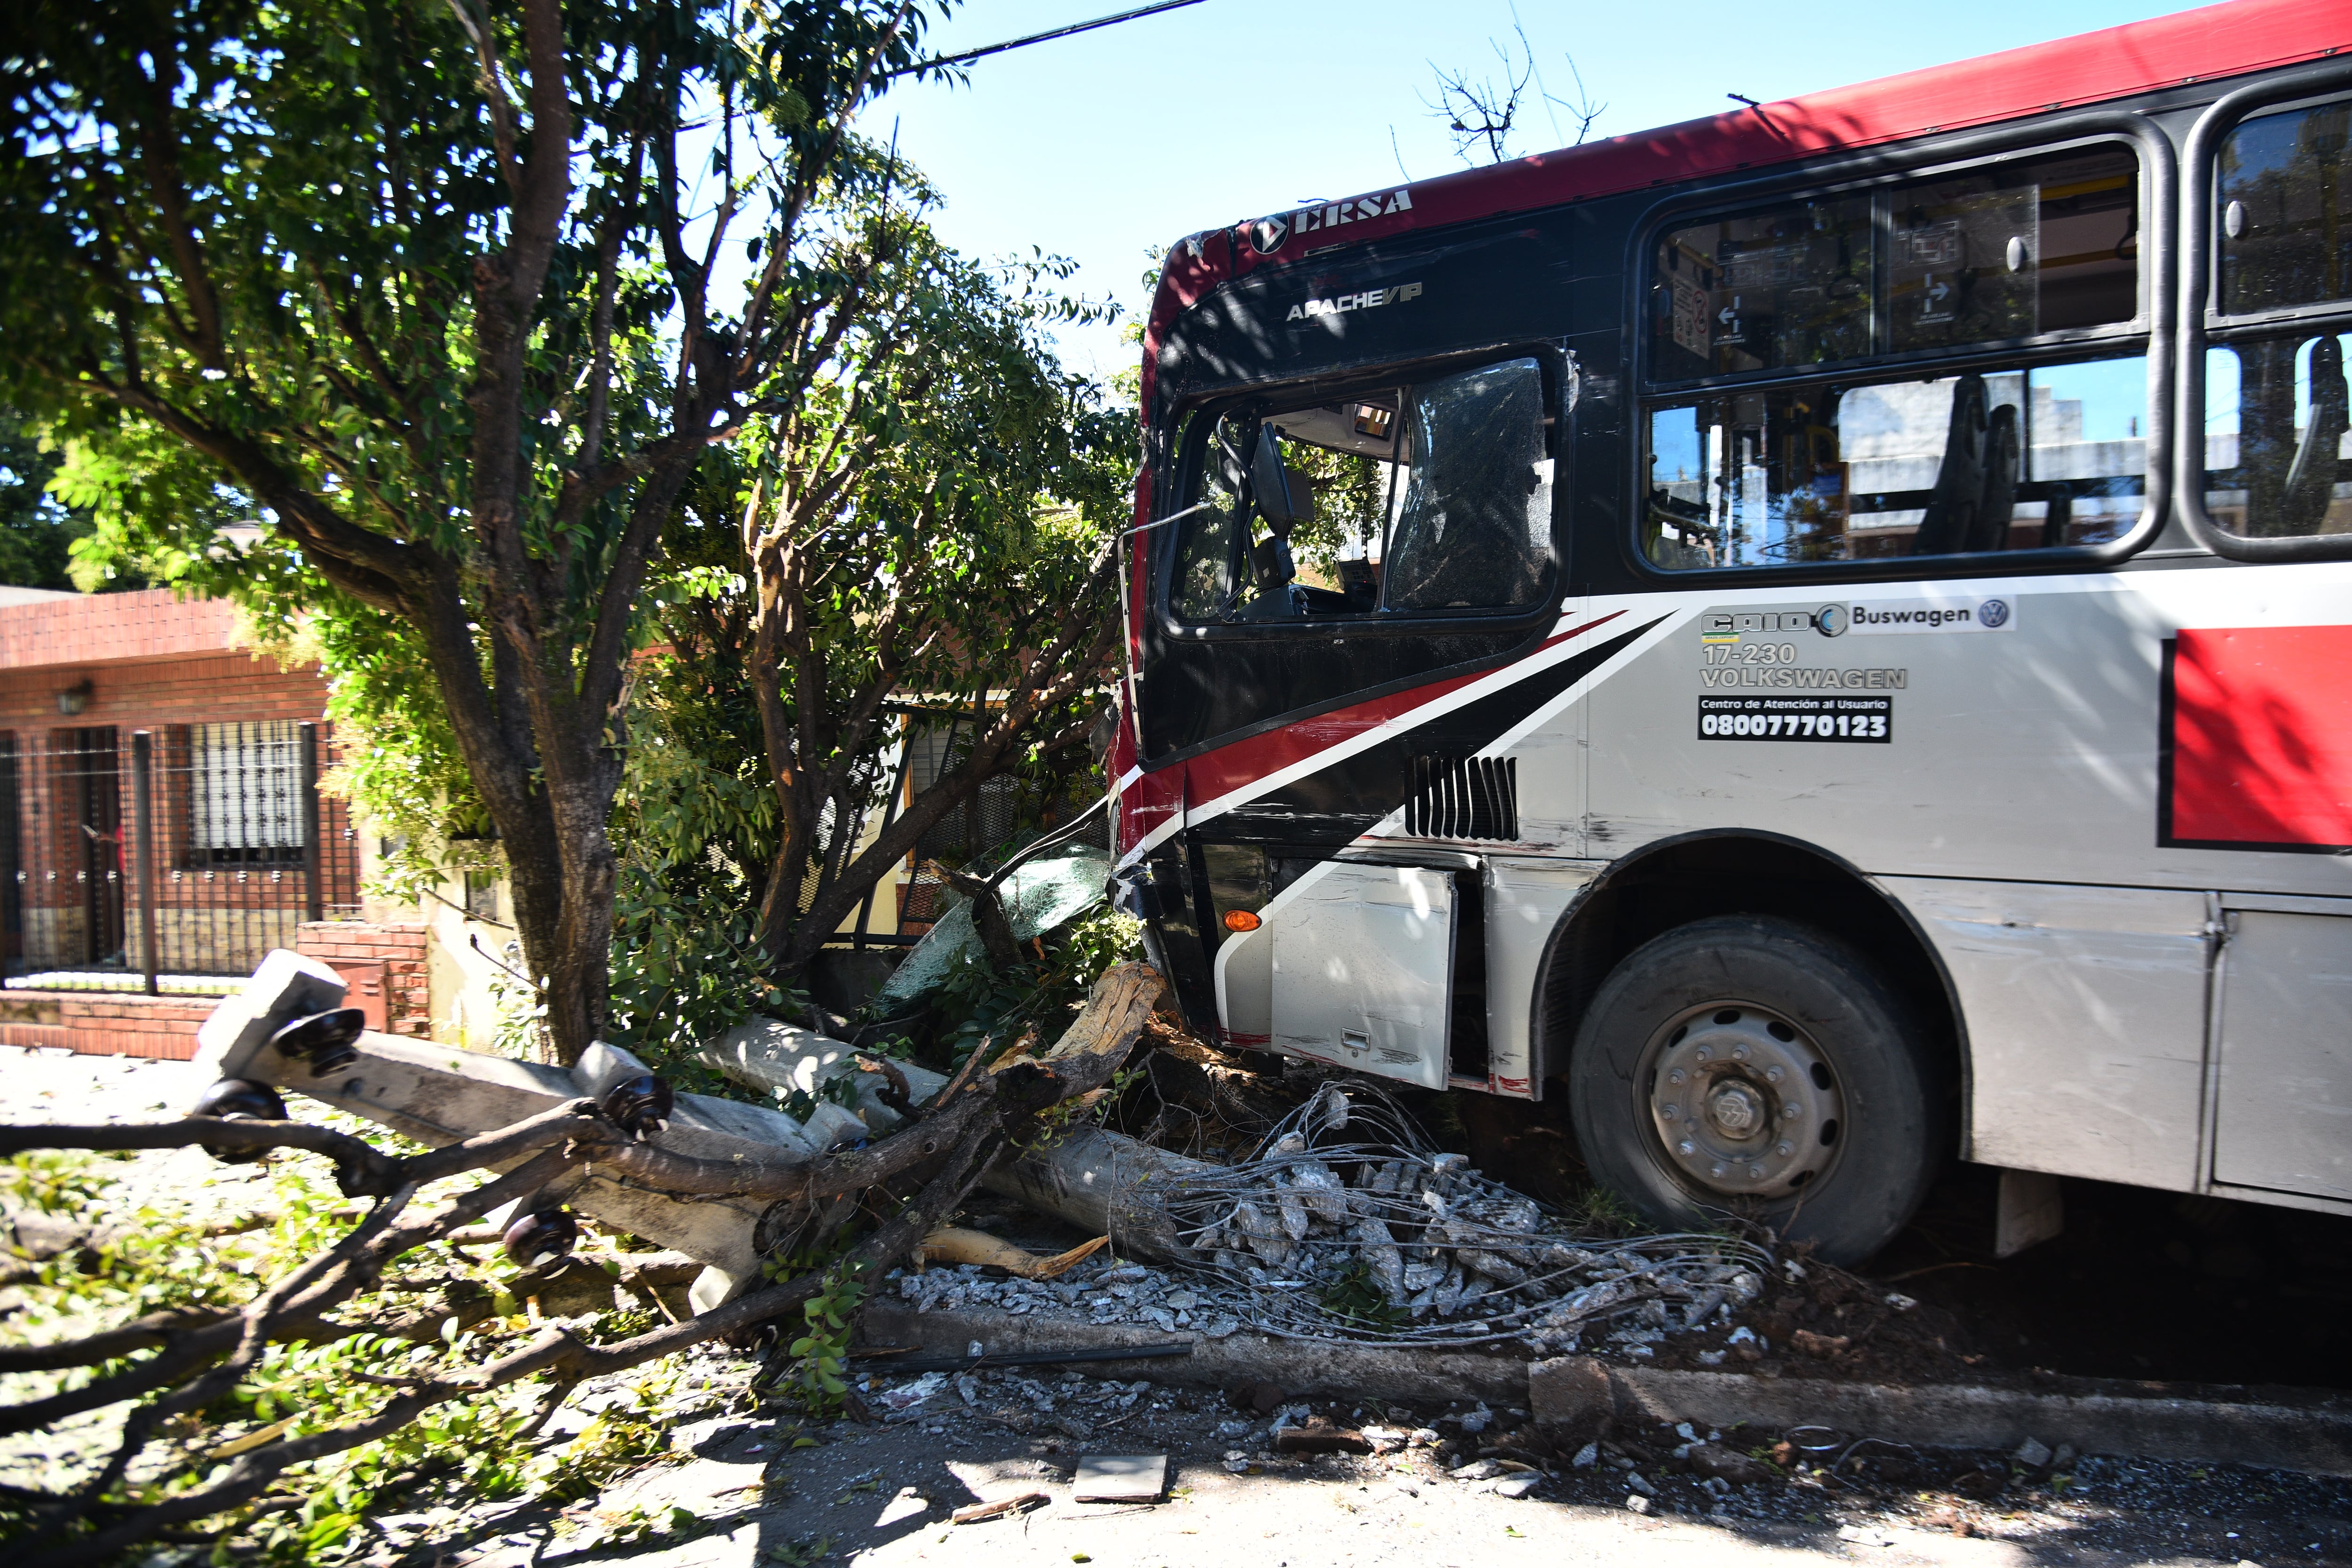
[1565,915,1944,1266]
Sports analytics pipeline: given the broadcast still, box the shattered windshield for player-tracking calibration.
[1168,358,1554,623]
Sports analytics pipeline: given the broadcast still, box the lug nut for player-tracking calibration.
[1732,1044,1748,1060]
[1662,1103,1681,1121]
[1782,1104,1801,1119]
[1669,1068,1687,1085]
[1765,1066,1783,1082]
[1776,1140,1794,1157]
[1748,1164,1764,1178]
[1677,1140,1695,1155]
[1709,1163,1724,1178]
[1694,1047,1712,1062]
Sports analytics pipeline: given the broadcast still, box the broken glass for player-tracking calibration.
[1381,358,1553,612]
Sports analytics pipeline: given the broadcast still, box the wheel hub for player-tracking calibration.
[1647,1003,1844,1198]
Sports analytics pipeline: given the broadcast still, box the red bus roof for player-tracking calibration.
[1145,0,2352,378]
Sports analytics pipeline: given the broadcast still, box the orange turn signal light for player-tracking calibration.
[1223,909,1262,932]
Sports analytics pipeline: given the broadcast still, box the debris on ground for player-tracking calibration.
[962,1032,1983,1383]
[949,1490,1049,1523]
[9,1045,2352,1568]
[918,1227,1109,1279]
[906,1080,1779,1359]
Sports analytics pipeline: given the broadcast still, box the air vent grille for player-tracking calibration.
[1406,754,1518,841]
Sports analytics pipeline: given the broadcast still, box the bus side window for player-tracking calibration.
[1644,354,2148,566]
[1382,358,1553,612]
[2203,334,2352,539]
[2203,99,2352,541]
[1641,140,2144,570]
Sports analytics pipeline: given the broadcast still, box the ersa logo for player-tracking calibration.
[1701,609,1833,642]
[1248,188,1415,256]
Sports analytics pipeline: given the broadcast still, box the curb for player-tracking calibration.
[1529,1357,2352,1478]
[861,1305,2352,1476]
[859,1305,1530,1408]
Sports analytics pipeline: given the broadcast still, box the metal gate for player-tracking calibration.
[0,721,362,991]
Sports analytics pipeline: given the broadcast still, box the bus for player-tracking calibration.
[1107,0,2352,1264]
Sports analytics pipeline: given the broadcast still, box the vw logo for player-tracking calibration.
[1978,597,2011,629]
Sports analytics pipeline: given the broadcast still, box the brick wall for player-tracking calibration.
[0,596,444,1055]
[296,920,430,1036]
[0,921,434,1059]
[0,989,215,1059]
[0,649,329,730]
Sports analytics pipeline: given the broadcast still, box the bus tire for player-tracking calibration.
[1565,914,1943,1266]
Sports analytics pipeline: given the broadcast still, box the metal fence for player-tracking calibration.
[0,721,361,992]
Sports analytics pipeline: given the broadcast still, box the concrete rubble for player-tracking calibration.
[914,1081,1774,1356]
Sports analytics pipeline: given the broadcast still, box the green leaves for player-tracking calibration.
[771,1263,866,1417]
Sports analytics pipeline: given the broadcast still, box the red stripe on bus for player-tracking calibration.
[2171,625,2352,848]
[1118,612,1627,852]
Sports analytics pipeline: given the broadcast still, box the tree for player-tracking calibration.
[725,194,1132,977]
[0,410,131,592]
[1419,23,1607,167]
[0,0,946,1063]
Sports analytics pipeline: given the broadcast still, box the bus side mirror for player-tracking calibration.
[1251,426,1299,531]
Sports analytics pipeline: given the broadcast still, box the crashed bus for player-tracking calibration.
[1109,0,2352,1263]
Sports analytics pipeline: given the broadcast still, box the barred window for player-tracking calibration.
[190,721,305,865]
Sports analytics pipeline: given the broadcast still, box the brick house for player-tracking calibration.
[0,589,438,1058]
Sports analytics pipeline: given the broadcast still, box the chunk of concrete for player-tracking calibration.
[697,1018,948,1135]
[980,1125,1217,1262]
[190,949,350,1086]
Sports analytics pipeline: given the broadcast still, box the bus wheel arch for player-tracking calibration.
[1530,832,1967,1261]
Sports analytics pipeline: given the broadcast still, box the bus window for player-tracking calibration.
[1653,197,1875,380]
[1382,358,1553,612]
[1651,145,2138,382]
[1169,365,1551,621]
[2218,99,2352,314]
[1643,353,2148,566]
[1170,427,1242,621]
[2202,334,2352,538]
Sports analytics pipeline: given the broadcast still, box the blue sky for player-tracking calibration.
[863,0,2188,381]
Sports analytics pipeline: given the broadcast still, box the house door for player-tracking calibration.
[64,728,124,967]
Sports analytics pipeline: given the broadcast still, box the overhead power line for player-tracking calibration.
[883,0,1208,79]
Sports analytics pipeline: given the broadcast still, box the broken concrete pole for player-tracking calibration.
[190,951,1169,1319]
[696,1019,948,1136]
[190,950,828,1311]
[981,1126,1220,1263]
